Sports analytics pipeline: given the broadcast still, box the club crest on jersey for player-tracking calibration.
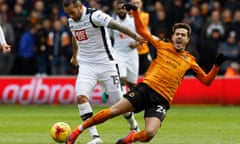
[182,55,188,61]
[129,92,135,97]
[74,29,88,41]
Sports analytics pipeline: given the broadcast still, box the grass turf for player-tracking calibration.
[0,105,239,144]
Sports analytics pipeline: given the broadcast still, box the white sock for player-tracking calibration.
[78,103,99,137]
[123,112,139,131]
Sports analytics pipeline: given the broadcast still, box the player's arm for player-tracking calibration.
[0,26,11,53]
[70,37,78,66]
[194,53,227,86]
[107,19,144,43]
[130,7,158,47]
[90,9,144,43]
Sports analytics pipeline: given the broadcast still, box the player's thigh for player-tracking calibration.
[116,55,127,78]
[75,63,98,98]
[127,52,139,83]
[98,64,122,103]
[144,117,161,136]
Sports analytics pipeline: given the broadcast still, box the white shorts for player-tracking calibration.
[115,50,139,84]
[75,62,122,103]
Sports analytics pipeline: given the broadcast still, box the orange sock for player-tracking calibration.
[82,109,111,129]
[133,130,151,142]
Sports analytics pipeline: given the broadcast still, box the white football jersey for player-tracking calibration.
[68,6,116,64]
[111,14,136,53]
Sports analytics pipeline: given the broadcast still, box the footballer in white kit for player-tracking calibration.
[110,0,139,94]
[64,0,142,143]
[69,6,122,104]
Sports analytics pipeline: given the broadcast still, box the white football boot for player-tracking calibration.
[86,136,103,144]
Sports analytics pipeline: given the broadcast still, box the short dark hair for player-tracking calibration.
[172,23,192,37]
[62,0,79,7]
[116,0,126,5]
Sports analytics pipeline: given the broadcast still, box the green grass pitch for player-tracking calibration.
[0,105,239,144]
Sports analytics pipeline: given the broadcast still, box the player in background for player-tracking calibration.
[110,0,139,98]
[0,25,11,53]
[63,0,144,144]
[65,3,227,144]
[130,0,151,76]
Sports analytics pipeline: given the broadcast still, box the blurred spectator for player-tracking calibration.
[210,0,222,12]
[16,24,38,75]
[221,8,233,31]
[224,62,240,77]
[165,0,185,27]
[33,0,45,18]
[47,19,70,75]
[199,1,210,22]
[224,0,240,12]
[47,3,61,21]
[217,31,240,75]
[204,10,226,38]
[183,5,204,57]
[0,1,11,21]
[201,28,223,73]
[149,0,170,38]
[110,0,118,18]
[89,0,101,9]
[230,9,240,45]
[35,18,52,76]
[9,3,27,51]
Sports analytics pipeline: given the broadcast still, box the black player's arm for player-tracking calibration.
[108,19,139,41]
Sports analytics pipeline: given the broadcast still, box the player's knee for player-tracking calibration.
[76,95,89,103]
[120,77,127,85]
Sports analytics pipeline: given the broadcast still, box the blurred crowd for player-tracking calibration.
[0,0,240,76]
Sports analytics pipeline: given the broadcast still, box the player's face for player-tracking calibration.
[116,3,127,19]
[64,3,82,21]
[171,28,190,52]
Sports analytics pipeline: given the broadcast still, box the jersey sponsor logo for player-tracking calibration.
[74,29,88,41]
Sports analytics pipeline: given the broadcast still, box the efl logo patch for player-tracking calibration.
[74,29,88,41]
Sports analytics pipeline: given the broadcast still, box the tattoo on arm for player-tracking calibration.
[108,19,137,40]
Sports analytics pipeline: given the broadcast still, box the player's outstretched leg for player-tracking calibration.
[65,126,82,144]
[66,109,111,144]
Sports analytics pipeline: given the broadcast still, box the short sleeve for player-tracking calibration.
[91,10,112,27]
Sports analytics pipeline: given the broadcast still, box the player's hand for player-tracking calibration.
[129,42,139,49]
[123,3,137,11]
[70,56,78,66]
[135,34,146,44]
[215,53,228,66]
[1,44,11,53]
